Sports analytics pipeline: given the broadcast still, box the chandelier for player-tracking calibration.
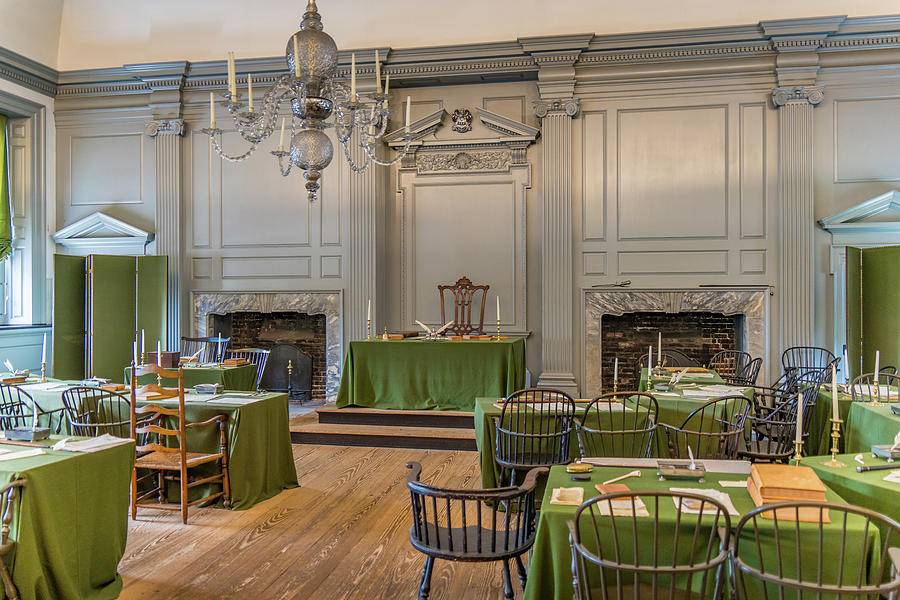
[201,0,412,201]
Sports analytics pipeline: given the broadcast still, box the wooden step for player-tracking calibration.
[315,406,475,429]
[290,421,477,451]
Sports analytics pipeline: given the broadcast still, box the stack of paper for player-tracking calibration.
[52,434,131,453]
[670,487,739,516]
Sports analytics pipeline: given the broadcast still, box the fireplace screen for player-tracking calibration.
[259,343,313,403]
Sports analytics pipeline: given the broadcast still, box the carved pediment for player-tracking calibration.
[819,190,900,245]
[53,212,155,255]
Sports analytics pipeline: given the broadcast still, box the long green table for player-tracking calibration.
[804,453,900,527]
[337,338,525,410]
[809,389,855,455]
[124,364,257,391]
[845,402,900,453]
[11,381,297,510]
[0,437,134,599]
[639,367,725,392]
[523,464,881,600]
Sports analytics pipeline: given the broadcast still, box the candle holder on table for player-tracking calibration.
[366,317,372,340]
[793,439,805,465]
[40,362,47,383]
[821,418,845,467]
[493,317,502,341]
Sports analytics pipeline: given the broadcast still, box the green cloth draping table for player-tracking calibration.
[639,367,725,392]
[0,437,134,599]
[134,391,298,509]
[808,389,854,455]
[845,402,900,453]
[523,464,880,600]
[336,338,525,410]
[473,398,650,490]
[10,381,296,510]
[124,364,257,391]
[804,453,900,526]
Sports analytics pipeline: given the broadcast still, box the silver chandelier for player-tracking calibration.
[202,0,412,201]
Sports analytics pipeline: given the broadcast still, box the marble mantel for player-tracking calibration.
[192,290,343,400]
[582,288,770,397]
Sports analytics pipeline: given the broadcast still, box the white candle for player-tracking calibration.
[405,96,411,132]
[156,341,161,367]
[658,332,662,365]
[648,345,653,377]
[496,296,500,323]
[844,347,850,384]
[795,391,803,445]
[228,52,236,96]
[141,329,145,356]
[832,364,839,421]
[279,118,285,151]
[613,357,618,384]
[247,73,253,113]
[367,299,371,322]
[350,53,356,99]
[384,73,390,95]
[133,341,138,366]
[209,92,216,129]
[375,49,381,94]
[875,350,880,377]
[293,36,300,78]
[41,333,46,364]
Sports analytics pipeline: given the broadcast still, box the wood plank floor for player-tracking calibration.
[119,444,521,599]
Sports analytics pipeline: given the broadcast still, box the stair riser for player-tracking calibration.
[316,412,474,429]
[290,431,476,451]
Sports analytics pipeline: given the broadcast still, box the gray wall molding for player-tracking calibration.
[0,14,889,102]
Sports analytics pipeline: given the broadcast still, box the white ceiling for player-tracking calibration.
[3,0,899,71]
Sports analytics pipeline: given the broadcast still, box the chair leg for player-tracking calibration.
[180,468,189,525]
[514,554,527,589]
[130,467,137,520]
[0,561,18,600]
[502,558,514,600]
[417,556,434,600]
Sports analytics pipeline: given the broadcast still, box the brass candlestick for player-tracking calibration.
[793,439,804,465]
[822,418,846,467]
[40,362,47,382]
[366,318,371,340]
[140,352,145,366]
[613,380,618,394]
[493,317,501,341]
[382,326,388,340]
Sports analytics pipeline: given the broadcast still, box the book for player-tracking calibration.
[749,463,827,501]
[747,476,830,523]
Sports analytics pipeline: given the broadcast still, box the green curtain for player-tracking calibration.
[0,114,12,262]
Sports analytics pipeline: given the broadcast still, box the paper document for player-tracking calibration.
[52,434,131,453]
[670,487,740,516]
[0,448,43,461]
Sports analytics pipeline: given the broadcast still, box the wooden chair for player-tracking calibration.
[208,336,231,363]
[180,336,214,363]
[0,479,25,600]
[733,501,900,599]
[129,364,230,524]
[61,387,131,437]
[569,490,731,600]
[738,394,798,463]
[849,372,900,403]
[438,276,489,335]
[227,348,270,390]
[781,345,835,374]
[493,388,576,487]
[709,350,761,386]
[637,350,701,370]
[0,384,63,433]
[576,392,657,458]
[406,462,546,600]
[658,395,751,460]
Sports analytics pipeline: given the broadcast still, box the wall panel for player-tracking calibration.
[70,133,143,205]
[834,97,900,182]
[739,103,766,238]
[581,111,606,241]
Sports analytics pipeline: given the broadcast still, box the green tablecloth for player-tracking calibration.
[804,453,900,526]
[523,464,880,600]
[845,402,900,453]
[124,364,257,391]
[1,437,134,599]
[809,389,854,455]
[639,368,725,392]
[336,338,525,410]
[11,382,296,510]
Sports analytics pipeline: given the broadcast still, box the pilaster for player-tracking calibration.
[772,86,821,350]
[534,98,580,395]
[145,118,185,349]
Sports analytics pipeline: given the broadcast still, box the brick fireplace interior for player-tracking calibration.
[208,311,327,403]
[601,311,743,391]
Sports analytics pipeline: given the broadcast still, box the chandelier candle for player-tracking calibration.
[350,53,356,99]
[247,74,253,113]
[375,50,381,94]
[279,118,285,151]
[292,35,300,77]
[405,96,411,132]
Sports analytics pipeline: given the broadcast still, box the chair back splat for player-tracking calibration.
[438,276,489,336]
[659,395,751,460]
[61,386,131,437]
[576,392,657,458]
[406,462,546,600]
[569,490,732,599]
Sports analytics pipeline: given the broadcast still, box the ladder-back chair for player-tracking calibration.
[130,364,230,524]
[438,276,489,336]
[0,479,25,600]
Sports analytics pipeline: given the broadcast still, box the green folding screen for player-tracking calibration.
[53,254,167,381]
[846,245,900,378]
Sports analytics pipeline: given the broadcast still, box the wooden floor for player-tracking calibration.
[119,444,520,599]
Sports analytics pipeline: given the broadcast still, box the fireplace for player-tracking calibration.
[583,288,770,397]
[601,311,743,391]
[208,311,326,402]
[192,291,342,401]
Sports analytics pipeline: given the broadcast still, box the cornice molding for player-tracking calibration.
[1,14,898,100]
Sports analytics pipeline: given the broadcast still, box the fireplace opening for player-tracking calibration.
[601,311,743,391]
[207,311,326,403]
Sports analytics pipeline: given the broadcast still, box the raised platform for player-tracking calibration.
[290,406,477,451]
